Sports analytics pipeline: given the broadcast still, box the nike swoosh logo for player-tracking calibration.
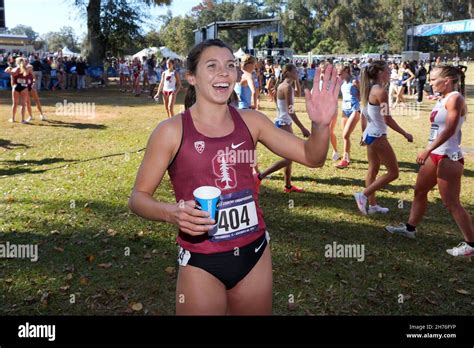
[255,238,266,253]
[231,141,245,149]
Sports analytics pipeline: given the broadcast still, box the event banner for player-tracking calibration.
[411,19,474,37]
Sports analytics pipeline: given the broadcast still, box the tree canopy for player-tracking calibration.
[155,0,473,55]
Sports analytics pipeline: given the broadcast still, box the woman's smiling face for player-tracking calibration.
[188,46,237,105]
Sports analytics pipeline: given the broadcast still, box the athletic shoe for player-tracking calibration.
[446,242,474,257]
[26,116,33,123]
[284,185,305,193]
[21,120,29,124]
[354,192,368,215]
[384,223,416,239]
[368,205,389,214]
[253,172,262,194]
[40,114,47,121]
[8,118,14,123]
[335,159,349,169]
[332,151,340,161]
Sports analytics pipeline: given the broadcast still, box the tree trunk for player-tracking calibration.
[86,0,104,66]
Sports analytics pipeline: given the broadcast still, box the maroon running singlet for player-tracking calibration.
[168,105,266,254]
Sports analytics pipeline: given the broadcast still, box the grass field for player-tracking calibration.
[1,69,473,316]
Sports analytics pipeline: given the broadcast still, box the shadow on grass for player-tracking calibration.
[0,149,145,178]
[33,119,107,130]
[0,158,75,166]
[1,188,473,316]
[265,175,414,192]
[350,158,420,173]
[0,139,30,150]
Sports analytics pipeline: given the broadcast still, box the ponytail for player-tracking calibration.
[360,67,371,107]
[360,60,387,107]
[434,64,466,97]
[184,85,196,110]
[273,63,296,103]
[273,73,284,103]
[458,68,465,96]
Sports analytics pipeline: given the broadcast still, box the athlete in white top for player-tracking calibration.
[354,61,413,215]
[255,64,311,193]
[155,59,182,118]
[386,65,473,256]
[335,64,362,169]
[429,91,465,159]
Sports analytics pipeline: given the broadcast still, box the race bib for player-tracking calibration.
[448,151,462,161]
[342,101,352,110]
[177,247,191,266]
[429,124,439,142]
[209,189,259,242]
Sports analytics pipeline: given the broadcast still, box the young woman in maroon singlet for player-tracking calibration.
[129,39,342,315]
[6,57,34,124]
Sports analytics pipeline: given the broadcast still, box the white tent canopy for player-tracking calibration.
[55,46,80,57]
[133,47,160,59]
[133,46,181,60]
[234,48,245,59]
[159,46,181,60]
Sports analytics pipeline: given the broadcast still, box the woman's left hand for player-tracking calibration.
[304,65,342,126]
[416,149,431,165]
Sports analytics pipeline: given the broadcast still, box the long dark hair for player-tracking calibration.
[360,60,387,107]
[184,39,234,110]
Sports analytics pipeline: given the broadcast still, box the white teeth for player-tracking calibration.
[213,83,229,88]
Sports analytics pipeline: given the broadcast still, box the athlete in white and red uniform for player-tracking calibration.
[386,65,474,257]
[129,39,342,315]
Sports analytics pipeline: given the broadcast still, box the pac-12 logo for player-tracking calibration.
[194,141,205,154]
[212,152,237,191]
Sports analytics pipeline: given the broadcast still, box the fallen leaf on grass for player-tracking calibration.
[24,296,36,304]
[400,281,410,288]
[107,229,117,237]
[130,302,143,311]
[85,255,96,263]
[59,285,70,292]
[40,292,49,305]
[455,289,470,295]
[424,296,437,305]
[79,276,90,285]
[66,273,73,281]
[165,266,175,274]
[98,263,112,269]
[54,246,64,253]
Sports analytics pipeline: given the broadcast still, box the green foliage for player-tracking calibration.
[158,16,196,55]
[43,26,80,52]
[100,0,145,56]
[8,25,39,41]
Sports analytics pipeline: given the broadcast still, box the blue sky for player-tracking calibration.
[5,0,199,38]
